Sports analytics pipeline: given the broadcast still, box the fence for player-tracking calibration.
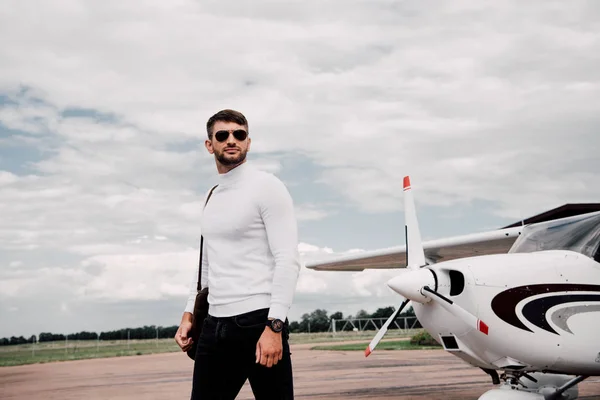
[329,316,420,334]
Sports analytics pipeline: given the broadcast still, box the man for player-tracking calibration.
[175,109,301,399]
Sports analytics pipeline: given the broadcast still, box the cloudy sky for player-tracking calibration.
[1,1,599,339]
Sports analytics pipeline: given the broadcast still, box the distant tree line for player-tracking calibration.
[0,336,37,346]
[0,307,420,345]
[98,325,178,341]
[0,325,179,346]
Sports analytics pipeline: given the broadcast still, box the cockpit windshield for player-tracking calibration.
[509,211,600,262]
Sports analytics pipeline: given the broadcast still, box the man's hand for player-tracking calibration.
[255,327,282,368]
[175,313,194,352]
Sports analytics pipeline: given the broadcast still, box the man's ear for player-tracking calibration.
[247,137,251,152]
[205,139,214,154]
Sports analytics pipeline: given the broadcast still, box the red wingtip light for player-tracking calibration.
[403,176,411,190]
[365,347,371,357]
[478,320,489,335]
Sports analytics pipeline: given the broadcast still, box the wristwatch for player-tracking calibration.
[266,318,284,333]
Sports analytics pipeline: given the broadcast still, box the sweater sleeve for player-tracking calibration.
[184,268,197,314]
[259,175,301,321]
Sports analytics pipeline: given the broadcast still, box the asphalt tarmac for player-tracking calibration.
[2,343,600,399]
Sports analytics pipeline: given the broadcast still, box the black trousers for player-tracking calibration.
[190,308,294,400]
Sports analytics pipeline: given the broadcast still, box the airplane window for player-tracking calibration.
[449,270,465,296]
[510,212,600,260]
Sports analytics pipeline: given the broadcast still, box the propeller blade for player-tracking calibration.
[403,176,426,269]
[365,298,411,357]
[422,286,489,335]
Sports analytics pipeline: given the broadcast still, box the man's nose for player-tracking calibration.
[226,133,237,145]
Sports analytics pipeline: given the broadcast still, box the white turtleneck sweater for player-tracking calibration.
[185,162,301,321]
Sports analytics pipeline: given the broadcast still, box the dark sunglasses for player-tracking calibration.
[214,129,248,142]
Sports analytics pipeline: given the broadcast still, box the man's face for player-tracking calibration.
[205,121,251,166]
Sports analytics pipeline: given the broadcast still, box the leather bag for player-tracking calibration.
[187,184,217,360]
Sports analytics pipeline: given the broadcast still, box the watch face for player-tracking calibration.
[271,319,283,332]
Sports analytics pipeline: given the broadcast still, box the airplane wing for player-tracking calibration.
[304,226,523,271]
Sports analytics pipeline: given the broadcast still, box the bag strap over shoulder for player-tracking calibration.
[197,184,218,291]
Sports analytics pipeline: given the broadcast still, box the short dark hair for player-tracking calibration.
[206,109,248,138]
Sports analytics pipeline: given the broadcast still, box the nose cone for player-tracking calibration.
[387,268,435,304]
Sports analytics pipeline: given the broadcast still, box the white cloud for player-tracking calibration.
[298,242,333,254]
[2,1,599,220]
[77,250,199,301]
[0,278,30,297]
[0,171,19,186]
[294,205,330,221]
[296,242,400,300]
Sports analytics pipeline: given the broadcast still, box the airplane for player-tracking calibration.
[305,176,600,400]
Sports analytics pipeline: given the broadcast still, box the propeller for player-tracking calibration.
[365,298,410,357]
[365,176,425,357]
[403,176,426,270]
[365,175,489,359]
[422,286,489,335]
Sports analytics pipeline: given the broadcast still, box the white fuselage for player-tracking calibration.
[413,250,600,376]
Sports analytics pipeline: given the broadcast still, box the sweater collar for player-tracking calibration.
[218,161,251,187]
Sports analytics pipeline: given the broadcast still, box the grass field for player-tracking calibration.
[288,329,421,344]
[311,339,442,351]
[0,338,182,367]
[0,330,424,367]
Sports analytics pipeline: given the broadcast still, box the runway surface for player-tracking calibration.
[2,343,600,399]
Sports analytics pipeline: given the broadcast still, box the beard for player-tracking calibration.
[215,147,248,166]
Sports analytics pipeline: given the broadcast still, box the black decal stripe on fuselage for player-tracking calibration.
[522,294,600,335]
[491,284,600,333]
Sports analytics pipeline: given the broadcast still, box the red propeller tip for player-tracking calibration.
[364,347,372,357]
[403,176,411,190]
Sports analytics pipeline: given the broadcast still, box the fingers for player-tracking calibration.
[181,338,193,352]
[175,329,193,352]
[258,348,282,368]
[255,342,262,364]
[269,349,282,367]
[260,354,273,368]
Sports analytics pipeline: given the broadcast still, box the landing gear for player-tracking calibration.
[478,371,587,400]
[481,368,500,385]
[544,375,588,400]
